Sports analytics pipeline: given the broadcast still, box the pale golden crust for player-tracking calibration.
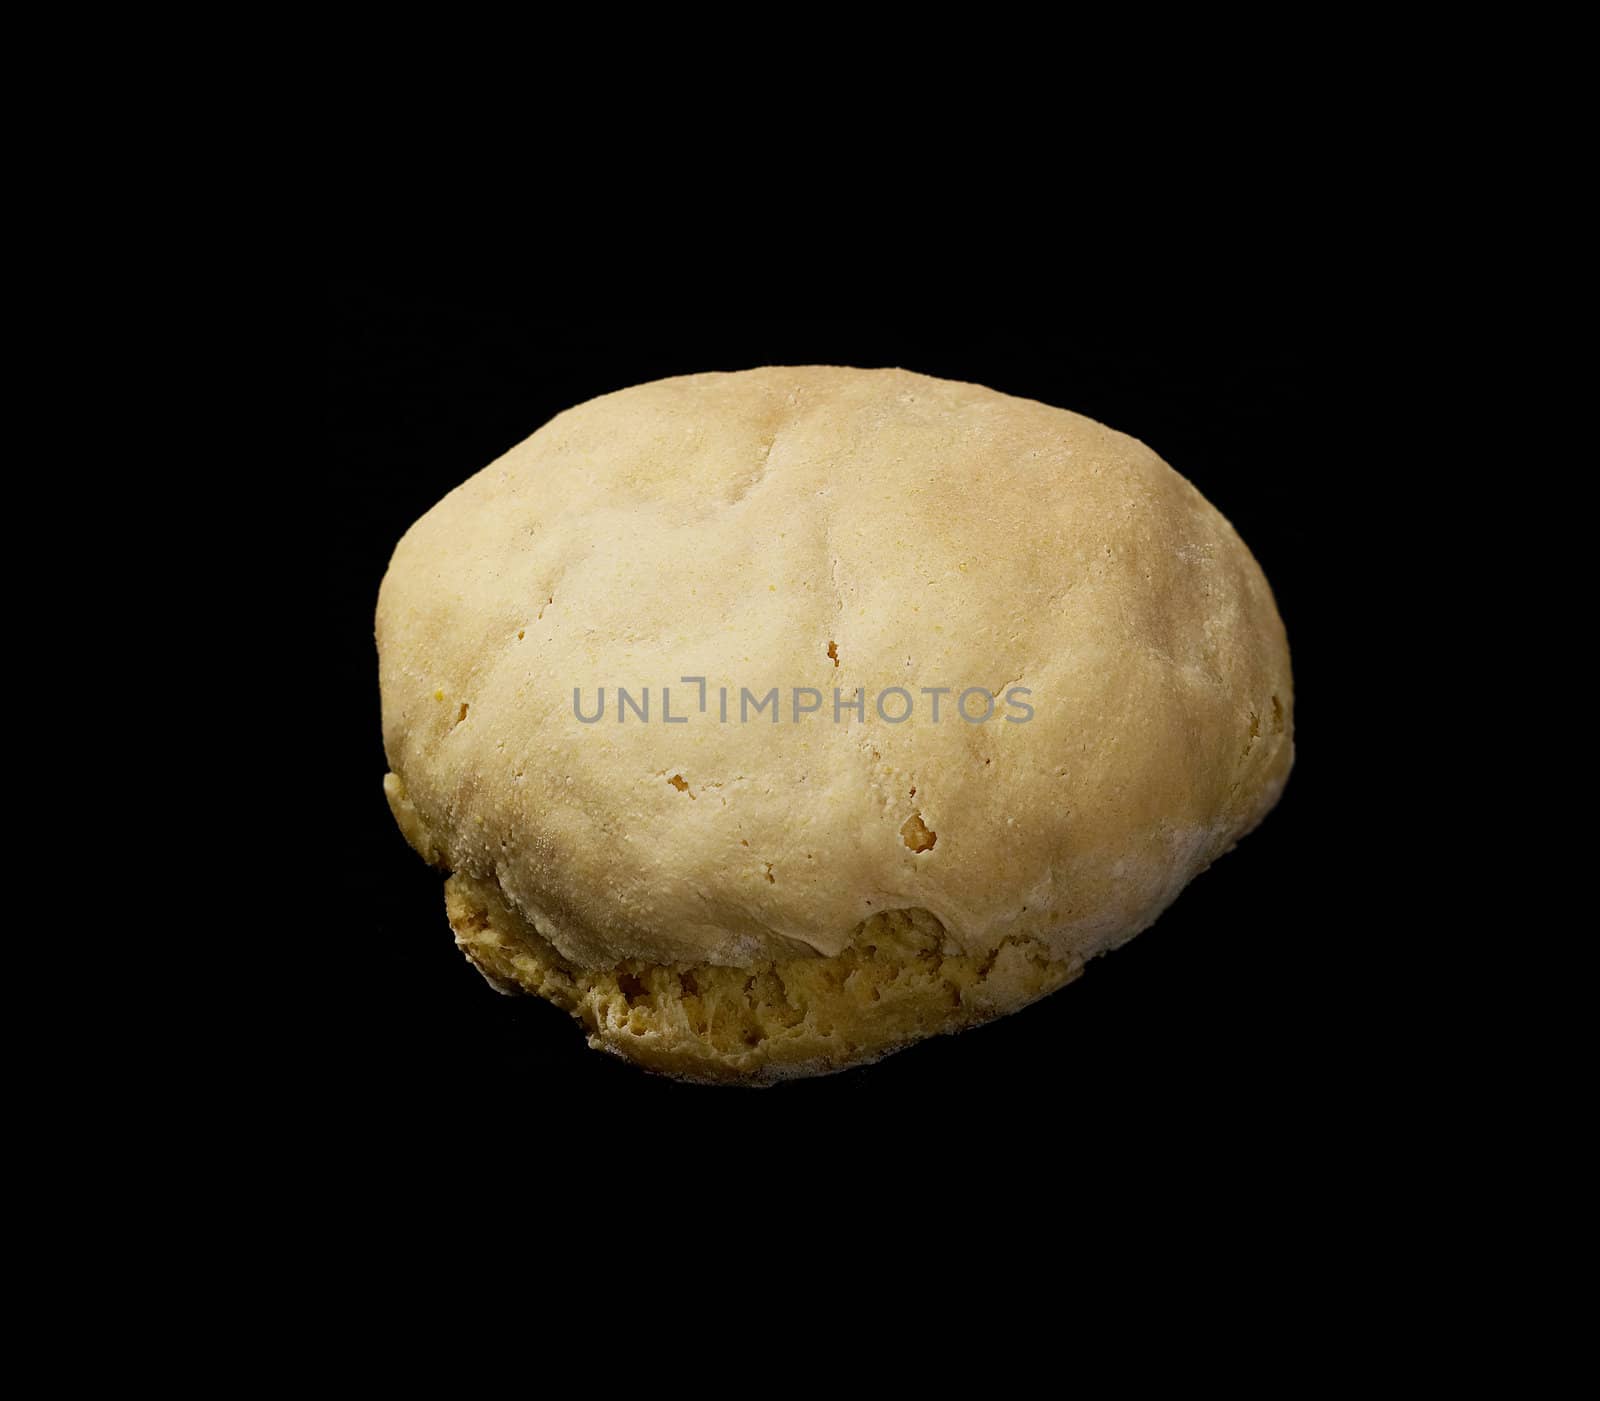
[378,367,1294,1079]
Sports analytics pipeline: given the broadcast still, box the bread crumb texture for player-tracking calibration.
[445,871,1083,1084]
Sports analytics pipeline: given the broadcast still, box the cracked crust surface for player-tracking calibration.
[378,367,1294,1080]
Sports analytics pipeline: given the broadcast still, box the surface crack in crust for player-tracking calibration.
[444,872,1083,1086]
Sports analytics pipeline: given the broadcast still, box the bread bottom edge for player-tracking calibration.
[442,871,1085,1084]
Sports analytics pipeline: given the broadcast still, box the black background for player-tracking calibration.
[321,290,1352,1165]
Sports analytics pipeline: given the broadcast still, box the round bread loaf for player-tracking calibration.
[377,367,1293,1082]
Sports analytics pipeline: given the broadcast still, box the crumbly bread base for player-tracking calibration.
[445,872,1083,1085]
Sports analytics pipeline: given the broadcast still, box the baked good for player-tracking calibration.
[377,366,1293,1082]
